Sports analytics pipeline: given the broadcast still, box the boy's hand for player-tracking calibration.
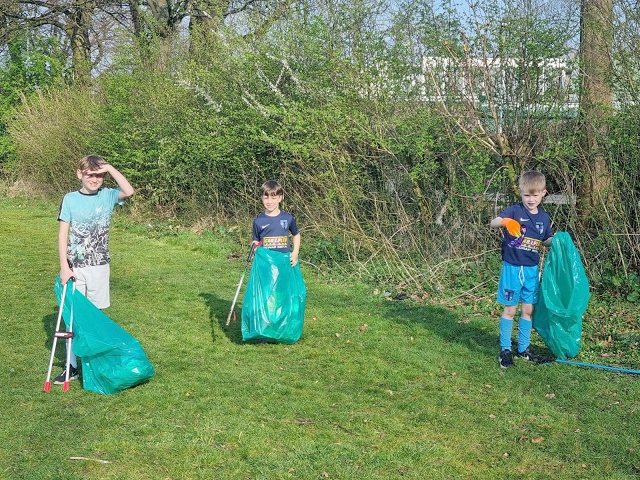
[60,267,77,285]
[290,253,298,267]
[501,218,522,237]
[89,163,111,176]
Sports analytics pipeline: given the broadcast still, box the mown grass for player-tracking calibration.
[1,195,639,480]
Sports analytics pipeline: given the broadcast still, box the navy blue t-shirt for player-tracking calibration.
[252,211,299,253]
[499,203,552,266]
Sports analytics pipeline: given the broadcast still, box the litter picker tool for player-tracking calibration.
[44,279,75,392]
[226,242,260,326]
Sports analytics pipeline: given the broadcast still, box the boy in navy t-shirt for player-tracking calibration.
[252,180,300,266]
[490,171,553,368]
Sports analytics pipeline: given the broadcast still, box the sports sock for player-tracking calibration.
[518,318,532,353]
[499,317,513,351]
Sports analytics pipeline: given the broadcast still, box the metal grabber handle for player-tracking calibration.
[226,242,261,326]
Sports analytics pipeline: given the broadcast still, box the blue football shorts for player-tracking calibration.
[497,261,539,306]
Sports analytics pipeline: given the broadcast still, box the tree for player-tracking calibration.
[578,0,614,226]
[130,0,297,39]
[0,0,112,84]
[0,0,298,85]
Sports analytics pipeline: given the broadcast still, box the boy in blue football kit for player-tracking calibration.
[490,171,553,368]
[252,180,300,265]
[55,155,134,383]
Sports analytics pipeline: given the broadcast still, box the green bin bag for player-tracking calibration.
[241,247,306,344]
[532,232,590,359]
[55,277,155,394]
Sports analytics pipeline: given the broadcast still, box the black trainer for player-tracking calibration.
[498,349,515,368]
[53,366,79,384]
[515,346,553,364]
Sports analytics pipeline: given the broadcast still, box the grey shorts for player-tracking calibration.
[74,264,111,309]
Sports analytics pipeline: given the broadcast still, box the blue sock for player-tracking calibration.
[499,317,513,351]
[518,318,532,353]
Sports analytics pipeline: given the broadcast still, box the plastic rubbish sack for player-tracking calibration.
[532,232,590,359]
[54,276,154,394]
[241,247,306,344]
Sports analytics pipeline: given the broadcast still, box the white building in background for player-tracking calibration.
[418,56,579,112]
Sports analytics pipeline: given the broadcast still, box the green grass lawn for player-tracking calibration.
[1,195,639,479]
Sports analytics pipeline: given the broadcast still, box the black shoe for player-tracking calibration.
[498,349,514,368]
[515,346,553,364]
[53,366,79,384]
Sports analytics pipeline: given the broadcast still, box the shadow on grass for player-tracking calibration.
[41,308,67,366]
[379,299,498,357]
[379,298,557,361]
[200,283,499,355]
[199,292,245,344]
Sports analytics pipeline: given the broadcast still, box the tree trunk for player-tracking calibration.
[129,0,144,39]
[66,0,95,85]
[146,0,177,38]
[579,0,614,226]
[188,0,226,52]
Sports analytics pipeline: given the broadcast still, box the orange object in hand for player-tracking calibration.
[501,218,522,237]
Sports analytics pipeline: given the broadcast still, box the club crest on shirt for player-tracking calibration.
[280,219,288,230]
